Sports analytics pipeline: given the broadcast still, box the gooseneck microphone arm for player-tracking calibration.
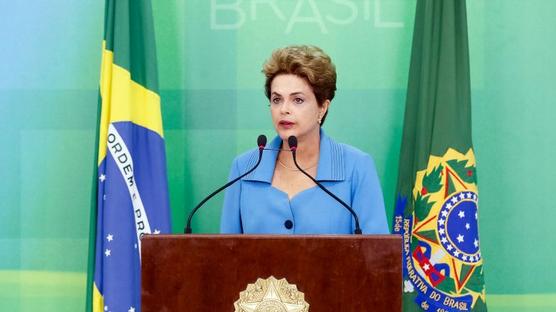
[287,136,363,235]
[184,135,267,234]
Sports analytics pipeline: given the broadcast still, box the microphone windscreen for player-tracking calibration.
[257,135,267,148]
[288,136,298,150]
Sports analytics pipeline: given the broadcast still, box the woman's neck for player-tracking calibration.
[279,130,321,169]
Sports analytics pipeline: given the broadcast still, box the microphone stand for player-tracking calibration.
[288,136,363,235]
[184,136,266,233]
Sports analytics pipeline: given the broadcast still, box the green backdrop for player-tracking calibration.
[0,1,555,311]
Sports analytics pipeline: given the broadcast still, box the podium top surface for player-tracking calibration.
[143,233,401,240]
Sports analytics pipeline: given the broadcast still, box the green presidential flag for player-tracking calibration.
[392,1,487,311]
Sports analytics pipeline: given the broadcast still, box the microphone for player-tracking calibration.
[184,135,267,233]
[287,136,363,235]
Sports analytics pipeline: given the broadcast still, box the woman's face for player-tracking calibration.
[269,74,328,143]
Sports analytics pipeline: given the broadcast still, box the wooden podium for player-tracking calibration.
[141,234,402,311]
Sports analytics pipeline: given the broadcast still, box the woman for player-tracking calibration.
[220,45,389,234]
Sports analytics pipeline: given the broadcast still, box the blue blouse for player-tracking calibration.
[220,130,389,235]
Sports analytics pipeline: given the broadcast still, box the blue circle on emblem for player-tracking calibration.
[446,201,479,255]
[437,191,481,263]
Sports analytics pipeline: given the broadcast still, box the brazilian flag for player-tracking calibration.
[392,1,487,311]
[86,1,171,311]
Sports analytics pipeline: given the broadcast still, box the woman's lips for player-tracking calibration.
[279,121,295,129]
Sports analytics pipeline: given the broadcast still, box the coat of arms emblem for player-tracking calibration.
[393,148,487,311]
[234,276,309,312]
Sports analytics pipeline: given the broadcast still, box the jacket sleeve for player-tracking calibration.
[351,154,390,234]
[220,157,243,233]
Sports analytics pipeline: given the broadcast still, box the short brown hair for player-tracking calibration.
[262,45,336,125]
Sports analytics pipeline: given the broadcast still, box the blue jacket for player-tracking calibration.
[220,130,389,234]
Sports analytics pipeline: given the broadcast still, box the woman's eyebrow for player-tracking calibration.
[271,91,305,96]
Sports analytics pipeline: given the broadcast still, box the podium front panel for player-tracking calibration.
[142,234,401,311]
